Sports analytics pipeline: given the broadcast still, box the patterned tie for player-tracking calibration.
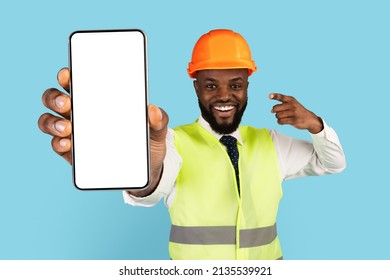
[220,135,240,195]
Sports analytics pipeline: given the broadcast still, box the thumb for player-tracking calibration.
[148,104,168,142]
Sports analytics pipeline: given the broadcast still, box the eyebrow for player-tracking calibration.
[204,78,217,83]
[203,77,245,83]
[229,77,244,82]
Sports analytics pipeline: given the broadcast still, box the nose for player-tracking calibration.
[217,86,232,101]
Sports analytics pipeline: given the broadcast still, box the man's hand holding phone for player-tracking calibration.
[38,67,169,194]
[39,68,72,164]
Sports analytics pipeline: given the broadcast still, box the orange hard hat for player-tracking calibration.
[187,29,257,78]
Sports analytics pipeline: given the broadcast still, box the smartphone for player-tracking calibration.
[69,29,150,190]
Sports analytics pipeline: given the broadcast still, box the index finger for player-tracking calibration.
[57,67,70,92]
[269,93,292,103]
[42,88,71,119]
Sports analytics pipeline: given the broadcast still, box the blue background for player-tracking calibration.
[1,0,389,259]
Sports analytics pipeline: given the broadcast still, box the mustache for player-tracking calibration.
[214,99,232,103]
[198,98,248,135]
[210,99,238,106]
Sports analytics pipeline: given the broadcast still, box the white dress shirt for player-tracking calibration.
[123,116,346,208]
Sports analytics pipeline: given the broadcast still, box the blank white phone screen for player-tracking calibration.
[70,30,149,190]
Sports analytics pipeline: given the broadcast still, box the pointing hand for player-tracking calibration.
[269,93,323,134]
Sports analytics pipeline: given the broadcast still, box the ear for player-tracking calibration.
[193,80,199,97]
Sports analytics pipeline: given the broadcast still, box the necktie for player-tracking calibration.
[220,135,240,195]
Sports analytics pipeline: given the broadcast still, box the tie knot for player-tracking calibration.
[220,135,237,147]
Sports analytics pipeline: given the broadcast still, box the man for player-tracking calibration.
[38,29,346,260]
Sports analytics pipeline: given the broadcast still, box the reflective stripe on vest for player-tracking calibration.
[170,122,283,260]
[170,223,277,248]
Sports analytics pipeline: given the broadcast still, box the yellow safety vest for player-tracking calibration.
[169,122,283,260]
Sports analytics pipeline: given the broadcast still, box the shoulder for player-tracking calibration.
[173,122,206,145]
[239,125,271,137]
[173,122,200,137]
[242,126,291,141]
[174,122,197,132]
[240,126,294,146]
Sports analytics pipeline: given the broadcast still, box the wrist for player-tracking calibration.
[127,164,163,198]
[308,116,324,134]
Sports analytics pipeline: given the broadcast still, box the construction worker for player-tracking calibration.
[38,29,346,260]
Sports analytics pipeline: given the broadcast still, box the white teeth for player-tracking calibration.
[214,105,234,112]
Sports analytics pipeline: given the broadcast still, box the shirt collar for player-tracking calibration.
[197,115,243,145]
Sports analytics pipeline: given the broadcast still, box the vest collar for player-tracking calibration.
[197,115,243,145]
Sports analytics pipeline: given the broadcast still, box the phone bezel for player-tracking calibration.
[69,29,150,191]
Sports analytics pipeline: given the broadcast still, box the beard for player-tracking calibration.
[198,99,247,135]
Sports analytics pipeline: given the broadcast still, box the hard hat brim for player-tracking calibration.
[187,60,257,78]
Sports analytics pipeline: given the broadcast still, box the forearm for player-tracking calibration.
[274,119,346,180]
[124,128,181,203]
[310,123,346,174]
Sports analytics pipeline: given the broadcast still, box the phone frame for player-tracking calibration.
[69,29,150,191]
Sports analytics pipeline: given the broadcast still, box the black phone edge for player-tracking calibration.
[68,29,151,191]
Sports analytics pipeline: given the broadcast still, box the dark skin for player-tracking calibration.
[194,68,323,134]
[194,69,249,134]
[194,69,249,132]
[38,68,167,197]
[38,68,323,197]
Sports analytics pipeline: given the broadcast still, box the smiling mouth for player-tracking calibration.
[213,105,235,112]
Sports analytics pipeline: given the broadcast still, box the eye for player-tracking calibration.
[231,84,242,90]
[205,83,217,90]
